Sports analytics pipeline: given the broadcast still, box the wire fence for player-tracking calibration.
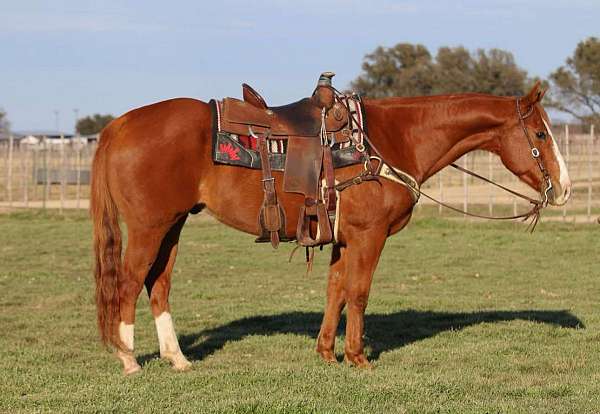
[0,125,597,222]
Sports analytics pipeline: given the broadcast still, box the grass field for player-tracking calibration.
[1,210,599,413]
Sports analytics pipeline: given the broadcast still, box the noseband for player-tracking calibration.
[516,97,553,208]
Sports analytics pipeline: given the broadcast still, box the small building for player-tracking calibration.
[1,131,97,147]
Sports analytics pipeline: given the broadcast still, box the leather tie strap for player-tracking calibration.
[322,146,337,211]
[254,128,282,248]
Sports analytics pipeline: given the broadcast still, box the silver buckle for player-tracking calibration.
[531,148,540,158]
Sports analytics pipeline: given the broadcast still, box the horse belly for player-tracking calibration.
[200,166,303,238]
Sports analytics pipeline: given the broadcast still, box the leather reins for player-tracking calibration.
[331,89,553,232]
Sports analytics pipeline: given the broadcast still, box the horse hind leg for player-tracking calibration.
[145,216,191,371]
[117,225,169,375]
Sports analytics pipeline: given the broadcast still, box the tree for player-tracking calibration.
[351,43,529,98]
[0,108,9,135]
[76,114,115,135]
[469,49,528,96]
[351,43,435,97]
[547,37,600,125]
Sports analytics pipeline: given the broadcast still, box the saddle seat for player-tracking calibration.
[221,72,348,138]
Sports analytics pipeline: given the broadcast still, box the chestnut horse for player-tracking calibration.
[91,82,571,374]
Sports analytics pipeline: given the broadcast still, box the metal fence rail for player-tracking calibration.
[0,125,597,222]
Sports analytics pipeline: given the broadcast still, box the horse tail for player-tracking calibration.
[90,121,123,350]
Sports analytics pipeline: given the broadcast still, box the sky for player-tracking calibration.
[1,0,599,132]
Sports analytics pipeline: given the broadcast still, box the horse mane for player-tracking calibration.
[366,92,516,107]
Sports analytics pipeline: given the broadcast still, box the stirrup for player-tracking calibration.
[296,202,333,247]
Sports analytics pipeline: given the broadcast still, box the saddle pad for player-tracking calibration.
[210,97,367,172]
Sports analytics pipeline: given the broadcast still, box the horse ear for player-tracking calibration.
[538,87,547,102]
[523,81,543,106]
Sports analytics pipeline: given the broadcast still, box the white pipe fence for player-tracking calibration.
[0,137,94,210]
[0,125,598,222]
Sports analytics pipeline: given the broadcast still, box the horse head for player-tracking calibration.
[493,82,571,206]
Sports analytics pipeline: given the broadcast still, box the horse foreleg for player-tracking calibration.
[342,229,387,368]
[145,216,191,372]
[316,244,347,363]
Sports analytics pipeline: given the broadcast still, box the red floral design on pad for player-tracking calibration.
[219,142,240,161]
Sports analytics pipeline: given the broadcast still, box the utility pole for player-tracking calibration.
[74,108,81,208]
[54,110,60,132]
[73,108,79,134]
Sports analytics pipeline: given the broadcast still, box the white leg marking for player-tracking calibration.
[543,119,571,204]
[119,322,134,350]
[154,312,191,371]
[117,322,141,375]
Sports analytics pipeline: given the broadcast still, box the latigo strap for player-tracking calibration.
[254,129,283,248]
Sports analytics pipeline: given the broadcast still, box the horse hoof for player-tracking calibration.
[162,353,192,372]
[344,354,373,369]
[316,349,338,364]
[123,363,142,376]
[172,360,192,372]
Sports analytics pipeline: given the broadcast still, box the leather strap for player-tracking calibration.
[256,131,281,248]
[322,145,336,211]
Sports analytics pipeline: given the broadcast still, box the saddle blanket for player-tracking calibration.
[210,96,367,171]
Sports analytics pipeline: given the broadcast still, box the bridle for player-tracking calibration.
[515,97,554,208]
[332,90,554,231]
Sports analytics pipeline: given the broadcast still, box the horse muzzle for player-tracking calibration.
[548,181,572,206]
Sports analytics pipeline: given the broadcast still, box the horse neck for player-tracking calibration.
[364,94,514,184]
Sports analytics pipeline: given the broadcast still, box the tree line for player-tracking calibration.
[352,37,599,125]
[0,110,114,137]
[1,37,598,134]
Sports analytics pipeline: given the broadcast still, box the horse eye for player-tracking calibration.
[536,131,547,140]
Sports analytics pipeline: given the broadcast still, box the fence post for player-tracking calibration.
[588,124,594,222]
[7,134,14,207]
[488,152,493,215]
[60,134,65,213]
[438,171,443,216]
[76,141,82,209]
[43,137,49,210]
[463,154,468,218]
[32,147,38,202]
[513,174,517,217]
[562,125,569,221]
[22,146,29,207]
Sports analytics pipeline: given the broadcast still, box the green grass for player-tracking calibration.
[0,210,598,413]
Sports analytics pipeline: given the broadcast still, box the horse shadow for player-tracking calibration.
[139,309,583,365]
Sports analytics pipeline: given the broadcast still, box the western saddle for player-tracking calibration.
[217,72,364,249]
